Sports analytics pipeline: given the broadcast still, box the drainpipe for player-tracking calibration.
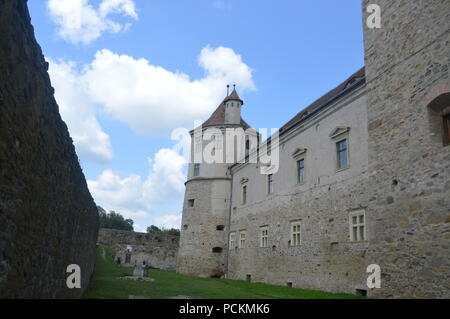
[224,165,234,279]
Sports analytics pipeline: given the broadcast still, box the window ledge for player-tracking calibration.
[349,240,368,244]
[336,166,350,173]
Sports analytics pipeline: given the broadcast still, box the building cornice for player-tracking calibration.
[185,177,232,185]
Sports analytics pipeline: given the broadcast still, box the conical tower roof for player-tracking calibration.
[224,89,244,105]
[195,91,250,130]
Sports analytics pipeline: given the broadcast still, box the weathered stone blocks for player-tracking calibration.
[0,0,99,298]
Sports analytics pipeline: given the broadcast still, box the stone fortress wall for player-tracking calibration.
[362,0,450,298]
[0,0,99,298]
[98,229,179,270]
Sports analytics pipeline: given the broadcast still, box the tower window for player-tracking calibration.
[426,91,450,146]
[193,164,200,177]
[188,199,195,207]
[213,134,223,150]
[336,139,349,169]
[267,174,274,194]
[216,225,225,231]
[349,210,366,242]
[195,137,202,153]
[212,247,223,253]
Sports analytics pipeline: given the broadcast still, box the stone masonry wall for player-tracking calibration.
[177,179,230,278]
[228,88,370,295]
[362,0,449,298]
[98,229,179,270]
[0,0,99,298]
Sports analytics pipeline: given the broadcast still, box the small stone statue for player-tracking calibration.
[133,260,149,278]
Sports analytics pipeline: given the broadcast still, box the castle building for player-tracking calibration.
[177,0,449,298]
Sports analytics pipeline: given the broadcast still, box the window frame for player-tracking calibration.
[229,232,236,250]
[336,138,349,170]
[297,158,305,184]
[290,221,301,247]
[214,134,223,150]
[193,163,201,177]
[241,184,247,205]
[349,210,367,242]
[239,230,246,249]
[260,226,269,248]
[194,136,202,153]
[267,174,274,195]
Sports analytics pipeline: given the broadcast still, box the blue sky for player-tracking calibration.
[27,0,364,232]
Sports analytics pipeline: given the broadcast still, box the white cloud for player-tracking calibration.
[48,58,113,163]
[154,214,182,230]
[75,46,255,135]
[47,0,138,44]
[46,45,254,162]
[87,148,187,222]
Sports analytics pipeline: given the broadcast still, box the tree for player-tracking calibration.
[97,206,134,231]
[146,225,161,234]
[146,225,180,237]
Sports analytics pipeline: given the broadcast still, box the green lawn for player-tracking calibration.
[84,245,364,299]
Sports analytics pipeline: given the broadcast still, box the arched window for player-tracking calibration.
[427,92,450,146]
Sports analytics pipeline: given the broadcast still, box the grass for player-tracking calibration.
[84,245,364,299]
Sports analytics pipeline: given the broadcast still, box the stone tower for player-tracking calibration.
[176,89,251,278]
[362,0,449,298]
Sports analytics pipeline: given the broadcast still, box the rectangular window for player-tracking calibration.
[349,210,366,242]
[214,134,223,150]
[267,174,273,194]
[229,232,236,249]
[242,185,247,205]
[188,199,195,207]
[239,230,246,249]
[195,137,202,153]
[337,139,349,169]
[291,221,301,246]
[297,159,305,183]
[260,226,269,248]
[193,163,200,177]
[244,139,249,159]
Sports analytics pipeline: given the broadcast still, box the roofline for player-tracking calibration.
[188,123,249,135]
[279,76,366,137]
[228,75,366,171]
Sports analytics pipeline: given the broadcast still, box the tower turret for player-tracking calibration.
[224,87,244,124]
[176,87,251,279]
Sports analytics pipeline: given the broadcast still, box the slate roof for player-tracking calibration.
[279,67,365,134]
